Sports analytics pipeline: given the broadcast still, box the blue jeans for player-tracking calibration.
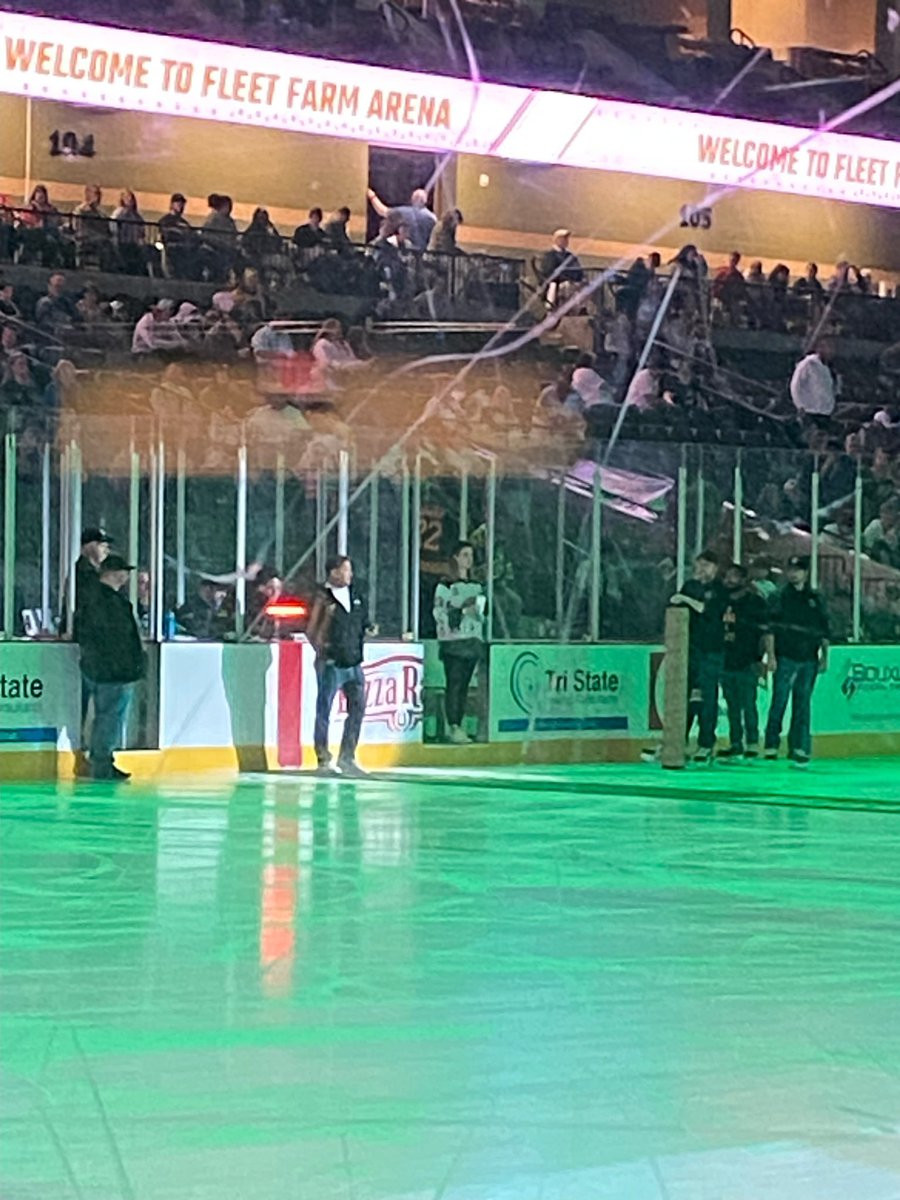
[722,666,760,751]
[764,658,818,758]
[85,678,134,777]
[688,651,723,751]
[314,662,365,766]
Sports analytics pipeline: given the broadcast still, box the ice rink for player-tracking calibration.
[2,760,900,1199]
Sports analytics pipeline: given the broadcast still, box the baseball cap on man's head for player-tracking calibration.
[787,555,811,571]
[170,192,186,204]
[100,554,134,573]
[81,526,113,546]
[553,228,572,240]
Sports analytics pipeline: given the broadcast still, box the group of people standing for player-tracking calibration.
[672,551,830,766]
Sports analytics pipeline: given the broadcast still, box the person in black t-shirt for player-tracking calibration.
[763,556,830,767]
[719,563,771,760]
[670,550,727,763]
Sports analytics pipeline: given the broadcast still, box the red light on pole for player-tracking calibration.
[265,598,308,620]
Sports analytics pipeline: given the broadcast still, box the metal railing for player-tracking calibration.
[2,412,898,647]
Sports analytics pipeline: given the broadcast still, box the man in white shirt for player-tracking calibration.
[790,343,836,417]
[571,354,615,411]
[131,299,184,356]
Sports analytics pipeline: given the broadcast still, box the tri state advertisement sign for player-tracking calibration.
[1,11,897,207]
[0,643,80,751]
[490,644,650,741]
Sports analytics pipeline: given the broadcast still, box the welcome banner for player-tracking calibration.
[1,11,899,208]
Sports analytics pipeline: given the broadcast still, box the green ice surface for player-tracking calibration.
[2,761,900,1199]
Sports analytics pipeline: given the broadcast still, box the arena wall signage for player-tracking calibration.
[812,645,900,735]
[0,642,79,752]
[1,12,898,209]
[490,644,651,741]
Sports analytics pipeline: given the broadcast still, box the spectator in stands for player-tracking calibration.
[624,356,672,411]
[201,193,239,279]
[175,577,231,639]
[311,318,368,392]
[539,229,584,308]
[131,299,185,356]
[570,353,614,411]
[16,184,64,265]
[292,207,325,250]
[371,217,410,303]
[159,193,196,279]
[793,262,824,301]
[231,267,269,326]
[171,301,205,349]
[35,272,79,336]
[323,207,353,251]
[847,264,870,295]
[603,295,633,391]
[242,207,283,270]
[746,260,765,328]
[111,189,149,275]
[367,186,436,253]
[790,341,835,417]
[712,251,745,326]
[766,263,791,330]
[827,260,850,293]
[428,209,465,255]
[763,555,829,767]
[0,278,19,320]
[0,323,19,374]
[0,352,43,411]
[619,256,650,320]
[864,497,900,568]
[72,185,113,269]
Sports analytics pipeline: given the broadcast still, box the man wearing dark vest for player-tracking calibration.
[307,555,370,777]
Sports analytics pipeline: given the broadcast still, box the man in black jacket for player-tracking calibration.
[74,554,145,781]
[306,555,369,777]
[763,556,830,767]
[670,550,728,763]
[719,563,771,761]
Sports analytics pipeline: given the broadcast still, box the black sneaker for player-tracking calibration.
[314,762,336,777]
[790,750,810,769]
[763,748,778,761]
[693,749,713,765]
[110,765,131,781]
[744,747,759,761]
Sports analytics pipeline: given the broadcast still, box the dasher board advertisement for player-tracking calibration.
[0,642,80,752]
[490,644,649,741]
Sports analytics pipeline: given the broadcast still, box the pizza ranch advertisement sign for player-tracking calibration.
[300,643,424,746]
[1,11,898,207]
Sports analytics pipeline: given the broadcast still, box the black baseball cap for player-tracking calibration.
[81,526,113,545]
[787,555,811,571]
[100,554,134,572]
[171,192,186,204]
